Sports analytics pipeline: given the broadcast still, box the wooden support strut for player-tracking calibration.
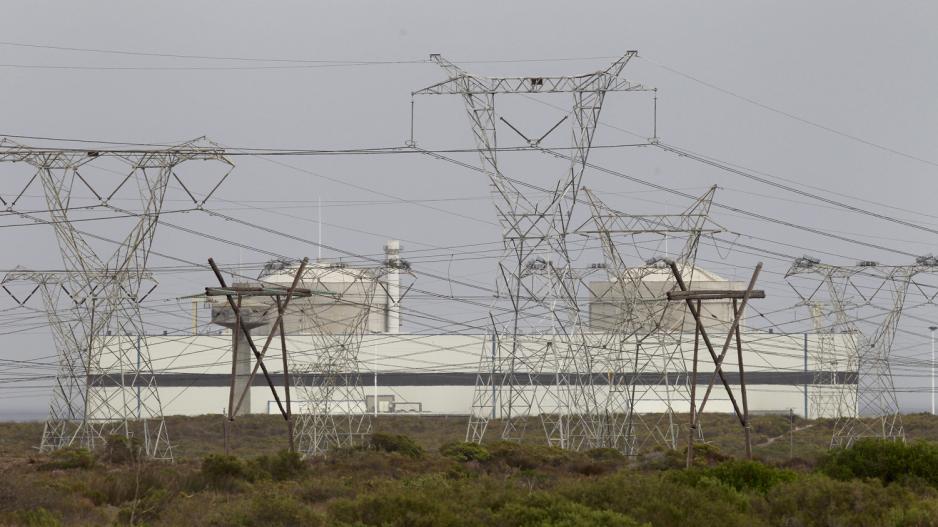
[230,257,309,417]
[278,298,295,453]
[694,264,763,418]
[667,261,748,421]
[668,261,764,466]
[687,299,701,468]
[734,298,753,459]
[226,294,242,420]
[208,257,288,419]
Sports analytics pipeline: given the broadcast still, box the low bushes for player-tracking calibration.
[14,427,938,527]
[369,433,424,458]
[200,454,256,488]
[819,438,938,487]
[102,434,142,465]
[252,450,307,481]
[695,460,796,493]
[756,473,938,527]
[11,508,61,527]
[558,471,757,527]
[233,489,323,527]
[37,448,95,471]
[440,441,491,462]
[494,492,645,527]
[486,441,577,470]
[199,450,308,489]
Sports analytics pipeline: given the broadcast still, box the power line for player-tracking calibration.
[640,55,938,170]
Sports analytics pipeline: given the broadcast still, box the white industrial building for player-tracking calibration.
[95,242,858,420]
[140,332,853,418]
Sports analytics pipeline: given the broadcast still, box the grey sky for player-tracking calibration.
[0,1,936,418]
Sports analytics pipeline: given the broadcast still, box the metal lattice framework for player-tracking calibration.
[0,138,233,459]
[415,53,653,450]
[583,186,719,453]
[786,257,938,447]
[806,302,858,420]
[292,265,385,456]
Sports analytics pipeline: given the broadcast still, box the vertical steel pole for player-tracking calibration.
[652,92,657,141]
[409,97,416,146]
[318,198,322,262]
[491,333,497,420]
[136,335,141,419]
[928,326,938,415]
[804,333,809,418]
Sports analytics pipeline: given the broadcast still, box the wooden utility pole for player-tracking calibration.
[667,261,765,467]
[207,257,312,453]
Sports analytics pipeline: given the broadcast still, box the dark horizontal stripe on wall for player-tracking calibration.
[94,371,857,387]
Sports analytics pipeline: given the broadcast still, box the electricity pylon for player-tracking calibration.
[786,256,938,447]
[415,53,653,450]
[0,138,233,458]
[805,302,858,420]
[583,186,719,453]
[290,264,384,456]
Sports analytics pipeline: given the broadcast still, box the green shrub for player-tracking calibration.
[209,486,322,527]
[240,489,321,527]
[329,490,459,526]
[703,460,796,493]
[758,473,929,527]
[886,500,938,527]
[688,442,730,466]
[252,450,307,480]
[559,471,758,527]
[103,434,142,464]
[819,439,938,487]
[328,474,514,526]
[494,492,645,527]
[585,447,627,462]
[440,442,491,462]
[200,454,256,489]
[38,448,95,471]
[298,478,355,503]
[486,441,574,470]
[13,508,62,527]
[117,488,171,525]
[369,433,424,458]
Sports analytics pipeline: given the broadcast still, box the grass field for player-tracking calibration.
[2,412,938,526]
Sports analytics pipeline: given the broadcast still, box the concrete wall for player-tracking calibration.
[92,332,855,418]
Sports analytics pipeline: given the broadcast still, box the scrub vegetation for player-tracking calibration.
[2,413,938,526]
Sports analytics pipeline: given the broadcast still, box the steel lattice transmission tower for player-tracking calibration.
[583,186,719,453]
[0,138,233,458]
[414,53,653,450]
[292,265,385,456]
[786,256,938,447]
[805,302,857,420]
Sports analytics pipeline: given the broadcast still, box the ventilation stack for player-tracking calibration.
[385,240,401,334]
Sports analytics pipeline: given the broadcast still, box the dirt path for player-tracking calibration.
[757,423,815,447]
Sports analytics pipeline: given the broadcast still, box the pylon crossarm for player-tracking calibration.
[414,52,648,96]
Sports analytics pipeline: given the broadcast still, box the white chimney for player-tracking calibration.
[384,240,401,334]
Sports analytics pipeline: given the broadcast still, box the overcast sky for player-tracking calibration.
[0,1,936,419]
